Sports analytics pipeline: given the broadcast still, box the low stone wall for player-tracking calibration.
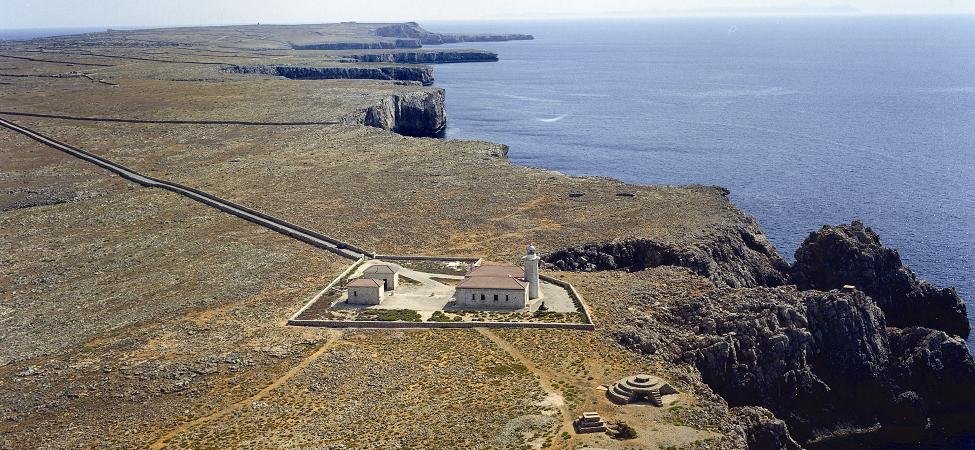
[288,258,365,321]
[286,318,595,330]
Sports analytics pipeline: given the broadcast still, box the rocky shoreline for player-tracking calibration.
[366,45,975,442]
[346,89,446,137]
[344,50,499,64]
[562,220,974,447]
[224,64,435,85]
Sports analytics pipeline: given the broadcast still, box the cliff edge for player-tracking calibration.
[343,89,446,137]
[792,220,970,338]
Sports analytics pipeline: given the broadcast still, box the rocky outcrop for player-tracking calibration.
[290,39,420,50]
[887,327,975,430]
[544,220,790,288]
[375,22,533,45]
[792,220,970,338]
[223,64,433,86]
[347,50,498,64]
[344,89,446,138]
[734,407,802,450]
[616,285,975,446]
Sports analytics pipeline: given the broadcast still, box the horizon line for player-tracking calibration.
[3,11,974,31]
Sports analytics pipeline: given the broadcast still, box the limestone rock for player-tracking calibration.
[886,327,975,430]
[347,50,499,64]
[792,220,970,338]
[346,89,446,138]
[733,407,801,450]
[224,64,434,86]
[543,218,790,288]
[616,285,975,444]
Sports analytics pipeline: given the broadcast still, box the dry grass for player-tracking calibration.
[0,23,752,449]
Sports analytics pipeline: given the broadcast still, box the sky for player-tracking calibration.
[2,0,974,29]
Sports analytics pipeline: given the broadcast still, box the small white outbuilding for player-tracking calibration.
[347,278,384,305]
[362,264,399,291]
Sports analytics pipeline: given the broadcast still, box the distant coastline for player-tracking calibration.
[0,27,107,41]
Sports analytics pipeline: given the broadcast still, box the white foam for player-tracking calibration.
[537,114,568,123]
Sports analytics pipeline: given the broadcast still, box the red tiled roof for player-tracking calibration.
[468,265,524,278]
[457,276,527,290]
[347,278,384,288]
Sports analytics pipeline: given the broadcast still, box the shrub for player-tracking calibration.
[360,309,421,322]
[609,421,637,440]
[428,310,451,322]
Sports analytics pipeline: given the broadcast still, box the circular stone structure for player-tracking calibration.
[606,374,677,406]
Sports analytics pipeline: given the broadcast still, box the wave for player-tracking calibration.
[499,93,562,103]
[537,114,568,123]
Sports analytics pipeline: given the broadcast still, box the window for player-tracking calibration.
[353,291,357,297]
[505,295,509,302]
[480,294,485,301]
[471,293,475,300]
[493,294,498,302]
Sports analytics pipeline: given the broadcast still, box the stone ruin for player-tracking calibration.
[606,374,677,406]
[573,412,607,434]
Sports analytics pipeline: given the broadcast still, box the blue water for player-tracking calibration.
[430,16,975,354]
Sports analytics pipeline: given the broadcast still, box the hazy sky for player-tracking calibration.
[3,0,974,29]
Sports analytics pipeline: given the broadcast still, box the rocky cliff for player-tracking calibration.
[551,210,974,447]
[347,50,499,64]
[344,89,446,138]
[734,407,802,450]
[792,220,970,338]
[615,284,975,446]
[374,22,533,45]
[224,64,433,86]
[544,217,791,288]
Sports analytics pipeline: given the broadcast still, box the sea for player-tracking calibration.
[430,15,975,449]
[429,15,975,348]
[4,18,974,449]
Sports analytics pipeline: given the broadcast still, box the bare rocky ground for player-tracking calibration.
[4,22,967,449]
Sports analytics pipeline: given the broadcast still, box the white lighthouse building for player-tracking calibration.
[454,244,542,309]
[523,244,541,300]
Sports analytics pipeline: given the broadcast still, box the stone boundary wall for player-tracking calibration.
[288,259,598,330]
[0,110,342,126]
[286,318,595,331]
[288,257,366,321]
[0,116,369,260]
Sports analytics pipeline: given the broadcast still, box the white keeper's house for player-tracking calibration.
[454,244,542,309]
[346,278,384,305]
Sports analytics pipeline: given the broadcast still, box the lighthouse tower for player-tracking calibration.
[523,244,541,300]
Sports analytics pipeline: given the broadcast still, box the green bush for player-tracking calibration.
[609,421,638,440]
[360,309,421,322]
[428,310,451,322]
